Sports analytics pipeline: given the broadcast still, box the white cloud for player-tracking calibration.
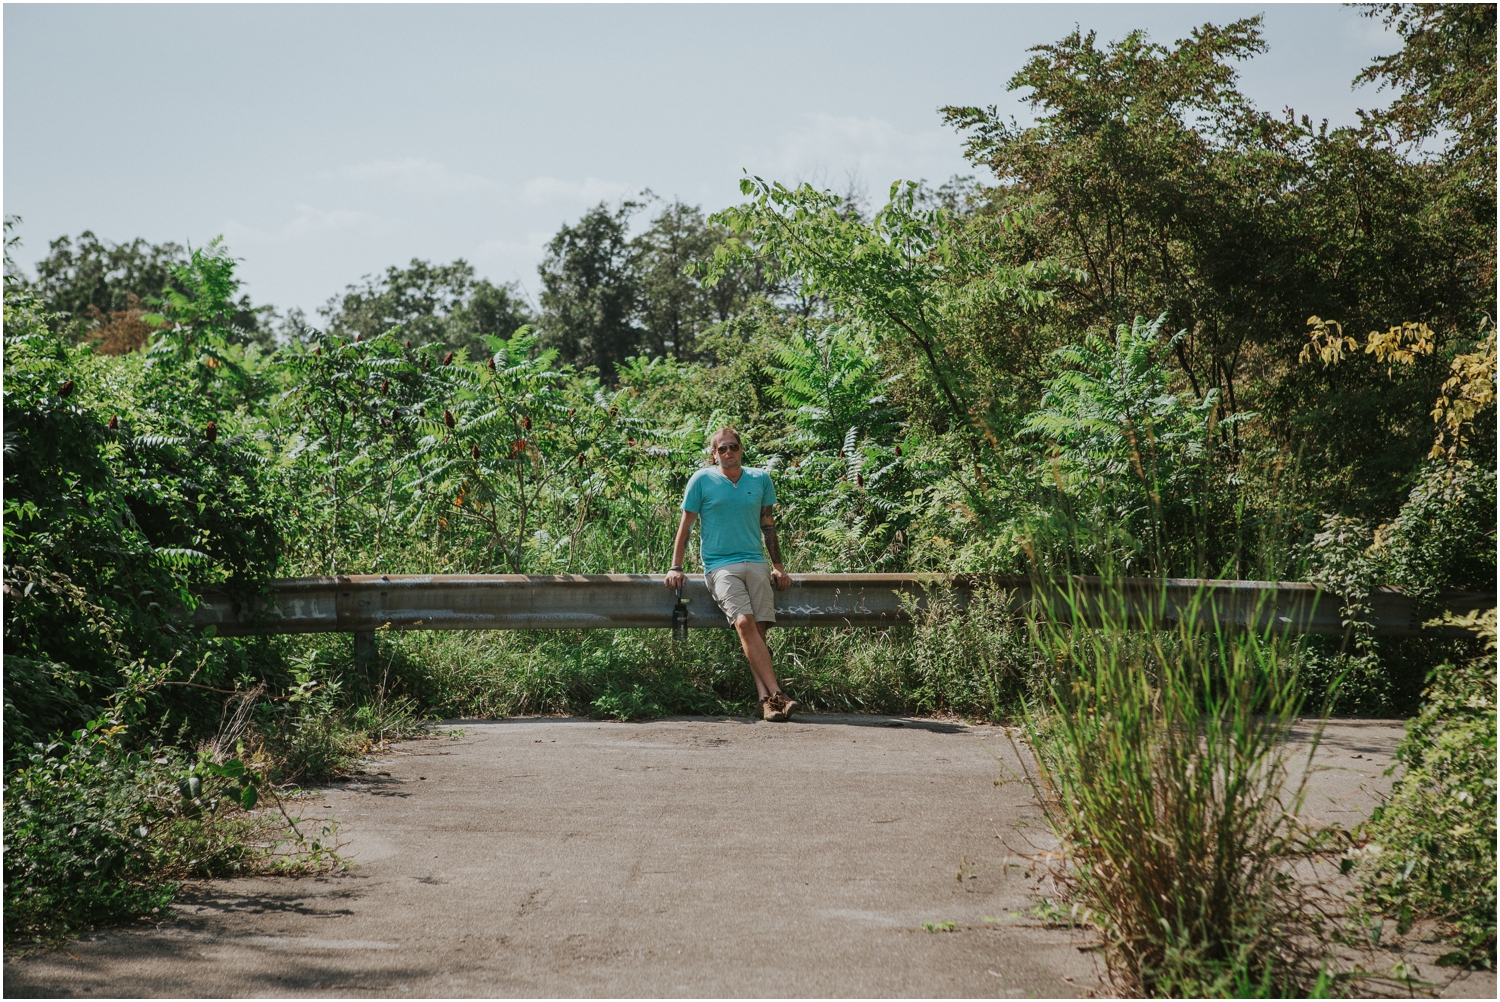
[756,112,965,194]
[221,205,383,248]
[476,232,550,257]
[282,204,381,238]
[521,175,633,206]
[341,158,493,195]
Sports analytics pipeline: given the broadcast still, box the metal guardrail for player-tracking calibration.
[192,574,1494,638]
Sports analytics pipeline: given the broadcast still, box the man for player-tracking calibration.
[664,427,798,722]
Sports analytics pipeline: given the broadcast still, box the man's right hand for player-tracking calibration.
[665,569,687,592]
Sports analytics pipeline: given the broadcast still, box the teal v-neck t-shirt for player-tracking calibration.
[681,466,777,572]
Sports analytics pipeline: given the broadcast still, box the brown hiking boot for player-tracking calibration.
[763,692,793,722]
[776,692,798,719]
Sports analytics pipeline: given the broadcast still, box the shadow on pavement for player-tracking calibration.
[443,713,972,734]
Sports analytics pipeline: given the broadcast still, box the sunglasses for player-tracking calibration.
[715,442,742,454]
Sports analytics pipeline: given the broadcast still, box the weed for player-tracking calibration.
[253,640,431,781]
[2,713,336,945]
[1030,898,1088,929]
[377,585,1038,725]
[1016,575,1334,996]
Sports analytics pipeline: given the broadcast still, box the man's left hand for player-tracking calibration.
[771,567,791,591]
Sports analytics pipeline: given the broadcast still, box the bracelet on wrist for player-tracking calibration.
[669,565,683,572]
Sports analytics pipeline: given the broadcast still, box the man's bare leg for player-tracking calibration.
[734,614,781,700]
[756,620,778,699]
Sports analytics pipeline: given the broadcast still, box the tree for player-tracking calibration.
[1356,3,1496,288]
[942,20,1289,416]
[29,232,184,321]
[536,201,643,375]
[1020,314,1233,573]
[709,177,1069,452]
[320,258,532,360]
[535,197,770,371]
[631,200,720,360]
[454,279,535,350]
[632,198,770,360]
[941,17,1490,516]
[21,231,270,349]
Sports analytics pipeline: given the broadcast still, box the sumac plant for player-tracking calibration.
[276,327,471,574]
[276,327,707,575]
[406,331,589,572]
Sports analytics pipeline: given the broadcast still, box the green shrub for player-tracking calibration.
[3,283,282,763]
[2,713,305,944]
[1019,314,1247,577]
[246,639,430,781]
[1295,462,1496,716]
[385,628,743,720]
[1358,609,1497,968]
[898,582,1038,717]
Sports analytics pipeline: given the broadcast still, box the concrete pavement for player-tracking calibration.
[6,714,1492,998]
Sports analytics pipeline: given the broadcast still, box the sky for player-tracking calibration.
[4,3,1401,319]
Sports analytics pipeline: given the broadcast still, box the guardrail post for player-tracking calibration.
[353,630,376,687]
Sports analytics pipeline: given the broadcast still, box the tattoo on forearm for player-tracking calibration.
[762,524,782,565]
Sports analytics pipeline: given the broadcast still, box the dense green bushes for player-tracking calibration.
[3,287,282,757]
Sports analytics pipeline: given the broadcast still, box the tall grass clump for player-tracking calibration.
[1018,577,1331,996]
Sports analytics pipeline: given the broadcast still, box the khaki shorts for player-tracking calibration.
[705,561,776,624]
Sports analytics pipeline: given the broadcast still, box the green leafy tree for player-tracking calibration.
[943,19,1291,419]
[632,198,768,360]
[138,240,270,423]
[453,279,535,351]
[710,178,1070,450]
[27,232,184,323]
[1379,463,1498,608]
[19,230,270,348]
[408,332,586,572]
[631,199,718,360]
[275,328,470,575]
[535,197,769,372]
[321,258,532,360]
[1356,3,1496,284]
[1020,314,1235,573]
[537,201,643,375]
[942,16,1491,517]
[761,323,923,572]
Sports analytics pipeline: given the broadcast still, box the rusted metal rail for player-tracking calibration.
[192,574,1493,638]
